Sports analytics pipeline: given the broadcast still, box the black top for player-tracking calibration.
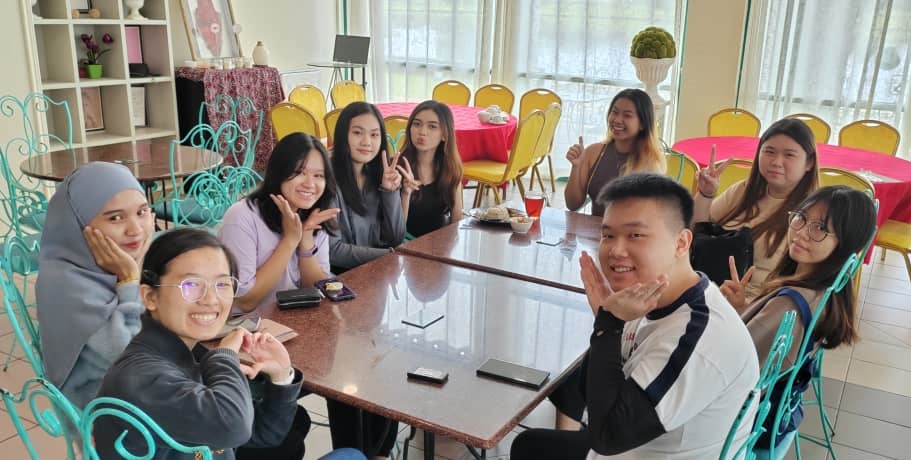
[406,181,450,237]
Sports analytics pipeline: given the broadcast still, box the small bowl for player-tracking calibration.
[510,216,533,233]
[477,111,492,123]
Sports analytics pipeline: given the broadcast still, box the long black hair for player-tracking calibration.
[759,186,876,349]
[246,133,338,235]
[330,102,388,215]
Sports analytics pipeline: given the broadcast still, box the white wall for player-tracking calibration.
[3,1,41,145]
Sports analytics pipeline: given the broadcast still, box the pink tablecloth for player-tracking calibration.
[375,103,517,163]
[672,136,911,226]
[176,66,285,173]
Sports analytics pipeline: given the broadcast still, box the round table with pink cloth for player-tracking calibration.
[672,136,911,226]
[375,103,517,163]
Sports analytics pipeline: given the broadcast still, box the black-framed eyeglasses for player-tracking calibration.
[155,276,239,302]
[787,211,831,242]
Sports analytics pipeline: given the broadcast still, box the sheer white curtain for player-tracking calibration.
[740,0,911,157]
[369,0,490,102]
[506,0,682,176]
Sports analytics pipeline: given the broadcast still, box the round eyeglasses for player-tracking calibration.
[155,276,239,302]
[787,211,831,242]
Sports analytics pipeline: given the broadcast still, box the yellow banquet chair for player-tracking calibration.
[518,88,562,122]
[876,220,911,283]
[463,110,545,208]
[432,80,471,106]
[786,113,832,144]
[707,108,762,137]
[324,108,344,147]
[838,119,900,156]
[665,150,699,193]
[330,80,365,109]
[717,158,753,195]
[819,166,876,304]
[269,102,320,141]
[474,84,515,113]
[528,102,562,193]
[384,115,408,154]
[289,84,328,139]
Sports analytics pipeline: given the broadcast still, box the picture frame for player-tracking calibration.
[178,0,243,60]
[81,87,104,131]
[125,26,143,64]
[130,86,147,127]
[72,0,92,13]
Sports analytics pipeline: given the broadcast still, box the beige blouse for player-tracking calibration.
[709,180,789,301]
[738,286,824,369]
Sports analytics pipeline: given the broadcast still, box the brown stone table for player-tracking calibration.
[18,141,220,183]
[398,207,603,294]
[258,253,592,458]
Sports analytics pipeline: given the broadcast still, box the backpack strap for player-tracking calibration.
[773,287,816,370]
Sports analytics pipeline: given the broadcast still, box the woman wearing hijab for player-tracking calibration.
[36,161,155,409]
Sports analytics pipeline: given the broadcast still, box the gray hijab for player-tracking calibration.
[36,162,145,387]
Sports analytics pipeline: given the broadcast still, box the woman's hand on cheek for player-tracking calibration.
[83,226,140,282]
[301,207,341,232]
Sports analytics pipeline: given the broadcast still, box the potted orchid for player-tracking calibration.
[80,33,114,79]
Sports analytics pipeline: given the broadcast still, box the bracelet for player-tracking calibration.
[272,367,295,385]
[698,189,716,199]
[116,276,140,286]
[297,244,318,258]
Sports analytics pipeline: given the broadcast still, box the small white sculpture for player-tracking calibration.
[124,0,147,20]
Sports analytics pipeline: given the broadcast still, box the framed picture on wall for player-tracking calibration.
[130,86,147,127]
[178,0,243,60]
[125,26,143,63]
[81,87,104,131]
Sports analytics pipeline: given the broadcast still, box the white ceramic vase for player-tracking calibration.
[124,0,147,20]
[630,57,675,105]
[252,41,270,66]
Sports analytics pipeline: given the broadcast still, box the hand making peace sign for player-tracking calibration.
[695,144,731,198]
[380,149,403,191]
[719,255,754,311]
[396,156,421,196]
[566,136,586,167]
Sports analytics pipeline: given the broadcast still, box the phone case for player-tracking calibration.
[314,278,357,301]
[407,367,449,384]
[276,287,323,310]
[476,358,550,389]
[213,316,261,339]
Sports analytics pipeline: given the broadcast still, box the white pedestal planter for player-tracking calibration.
[631,56,675,133]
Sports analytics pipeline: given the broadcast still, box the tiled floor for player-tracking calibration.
[2,181,911,459]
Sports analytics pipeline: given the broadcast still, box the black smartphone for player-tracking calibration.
[314,278,357,301]
[401,308,445,328]
[476,358,550,389]
[276,287,322,310]
[407,367,449,385]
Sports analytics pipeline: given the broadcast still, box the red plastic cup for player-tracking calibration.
[524,191,545,218]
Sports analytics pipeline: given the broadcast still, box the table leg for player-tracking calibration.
[402,426,417,460]
[465,445,487,459]
[355,407,364,453]
[423,430,435,460]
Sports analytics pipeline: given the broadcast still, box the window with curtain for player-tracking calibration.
[747,0,911,155]
[373,0,487,102]
[514,0,681,175]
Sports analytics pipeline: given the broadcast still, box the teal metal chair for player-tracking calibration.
[0,93,74,240]
[197,94,263,170]
[153,119,262,227]
[720,311,797,460]
[756,254,863,459]
[1,377,216,459]
[0,236,43,375]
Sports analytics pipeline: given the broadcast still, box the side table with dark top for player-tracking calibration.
[175,66,285,173]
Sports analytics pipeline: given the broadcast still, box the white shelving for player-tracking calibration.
[24,0,179,148]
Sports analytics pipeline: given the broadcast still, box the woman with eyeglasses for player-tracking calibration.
[693,118,820,306]
[37,162,155,409]
[736,186,876,366]
[94,228,365,460]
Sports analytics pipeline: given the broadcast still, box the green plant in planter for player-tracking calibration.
[630,27,676,59]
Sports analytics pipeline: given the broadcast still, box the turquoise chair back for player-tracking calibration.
[757,254,860,456]
[0,236,43,377]
[157,120,262,227]
[720,311,797,460]
[0,93,74,242]
[197,94,263,170]
[1,377,82,459]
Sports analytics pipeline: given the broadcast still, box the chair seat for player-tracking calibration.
[2,233,41,275]
[153,197,219,226]
[877,219,911,250]
[463,160,508,183]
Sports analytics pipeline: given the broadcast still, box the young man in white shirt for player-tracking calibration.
[513,173,759,459]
